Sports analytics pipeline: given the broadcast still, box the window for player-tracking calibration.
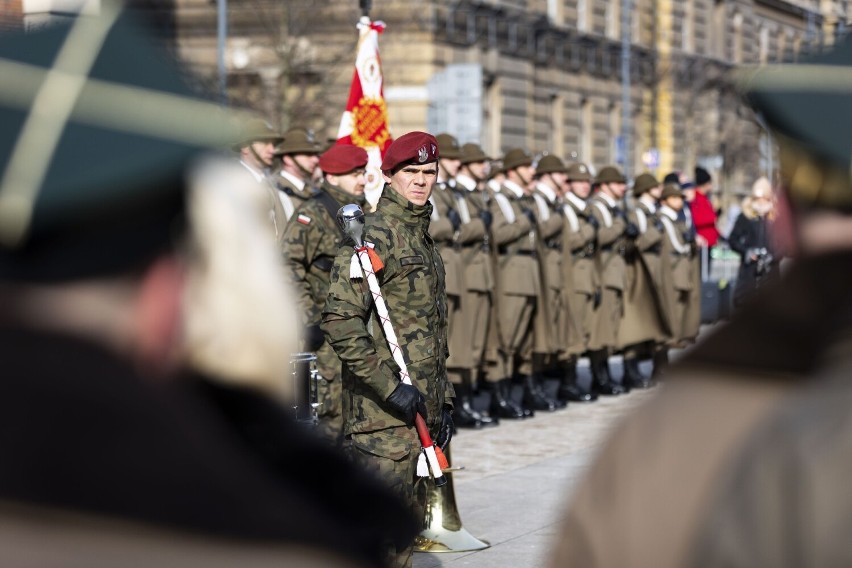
[580,98,592,164]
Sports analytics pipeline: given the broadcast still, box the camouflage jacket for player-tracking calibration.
[322,186,453,435]
[282,181,360,326]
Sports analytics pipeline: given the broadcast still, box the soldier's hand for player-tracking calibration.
[612,208,627,220]
[653,217,665,232]
[521,208,537,225]
[682,230,696,244]
[593,288,602,309]
[303,324,325,352]
[386,382,428,426]
[478,209,493,230]
[436,408,454,450]
[585,214,599,230]
[446,208,462,231]
[624,222,640,239]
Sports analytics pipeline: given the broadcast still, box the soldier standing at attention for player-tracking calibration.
[489,149,557,415]
[274,127,322,219]
[235,118,290,253]
[557,163,600,402]
[283,144,368,445]
[430,134,478,427]
[616,172,668,389]
[446,142,499,428]
[533,155,581,397]
[587,166,637,395]
[322,132,454,568]
[657,182,696,349]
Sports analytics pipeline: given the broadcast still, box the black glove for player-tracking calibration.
[653,217,665,232]
[435,408,454,450]
[386,382,428,427]
[521,208,537,225]
[624,222,640,239]
[612,208,627,220]
[585,214,599,230]
[446,208,462,231]
[478,209,493,230]
[682,230,696,244]
[592,288,602,309]
[303,324,325,351]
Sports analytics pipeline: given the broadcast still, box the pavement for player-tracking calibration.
[413,359,659,568]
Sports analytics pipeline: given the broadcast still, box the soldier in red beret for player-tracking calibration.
[323,131,454,568]
[283,144,368,446]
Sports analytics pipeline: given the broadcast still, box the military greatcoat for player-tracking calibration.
[560,192,598,356]
[587,192,627,351]
[658,205,695,346]
[283,180,358,443]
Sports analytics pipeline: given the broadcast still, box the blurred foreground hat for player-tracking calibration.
[0,8,240,282]
[594,165,626,185]
[660,182,684,200]
[502,148,533,171]
[274,128,322,156]
[319,144,368,175]
[632,172,660,196]
[566,162,593,182]
[381,131,439,172]
[435,133,461,160]
[738,36,852,210]
[535,154,567,176]
[751,176,772,199]
[459,143,489,165]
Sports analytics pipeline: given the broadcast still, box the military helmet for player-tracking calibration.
[459,143,489,165]
[502,148,533,171]
[274,128,322,156]
[660,182,684,200]
[632,172,660,197]
[594,165,626,185]
[535,154,567,176]
[435,133,462,160]
[565,162,593,182]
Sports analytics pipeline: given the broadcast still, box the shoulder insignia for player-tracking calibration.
[297,214,311,225]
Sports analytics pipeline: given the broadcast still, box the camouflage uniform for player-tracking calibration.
[283,180,359,444]
[322,185,453,567]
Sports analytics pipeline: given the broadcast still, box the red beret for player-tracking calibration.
[319,144,368,175]
[381,131,439,173]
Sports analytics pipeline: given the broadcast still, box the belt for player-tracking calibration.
[645,244,662,254]
[498,246,536,257]
[544,240,562,251]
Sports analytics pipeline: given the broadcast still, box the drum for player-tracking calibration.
[289,352,321,426]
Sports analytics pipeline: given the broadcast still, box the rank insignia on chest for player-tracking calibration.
[297,214,312,225]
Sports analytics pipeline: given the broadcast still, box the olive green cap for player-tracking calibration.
[632,172,660,197]
[273,128,322,156]
[502,148,533,171]
[738,35,852,210]
[565,162,593,182]
[660,182,683,200]
[234,117,281,148]
[535,154,567,176]
[0,8,241,282]
[459,143,489,165]
[594,165,626,185]
[435,133,462,160]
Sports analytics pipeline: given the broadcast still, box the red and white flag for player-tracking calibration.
[337,17,392,206]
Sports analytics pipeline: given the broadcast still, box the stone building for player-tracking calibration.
[6,0,850,199]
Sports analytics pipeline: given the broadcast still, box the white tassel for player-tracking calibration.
[416,451,429,477]
[349,252,363,280]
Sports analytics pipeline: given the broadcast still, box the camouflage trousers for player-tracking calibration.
[345,425,425,568]
[315,341,343,446]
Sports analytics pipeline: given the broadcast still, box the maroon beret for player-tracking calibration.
[319,144,368,175]
[381,131,439,172]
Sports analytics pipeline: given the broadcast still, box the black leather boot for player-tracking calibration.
[454,387,483,429]
[623,357,653,390]
[590,350,624,396]
[558,360,597,402]
[461,377,499,428]
[522,374,559,411]
[489,379,525,419]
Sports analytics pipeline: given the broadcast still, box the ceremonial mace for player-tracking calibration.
[337,204,448,487]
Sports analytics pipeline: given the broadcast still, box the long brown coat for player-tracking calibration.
[560,193,597,356]
[658,205,695,345]
[551,251,852,568]
[587,193,627,350]
[617,200,670,348]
